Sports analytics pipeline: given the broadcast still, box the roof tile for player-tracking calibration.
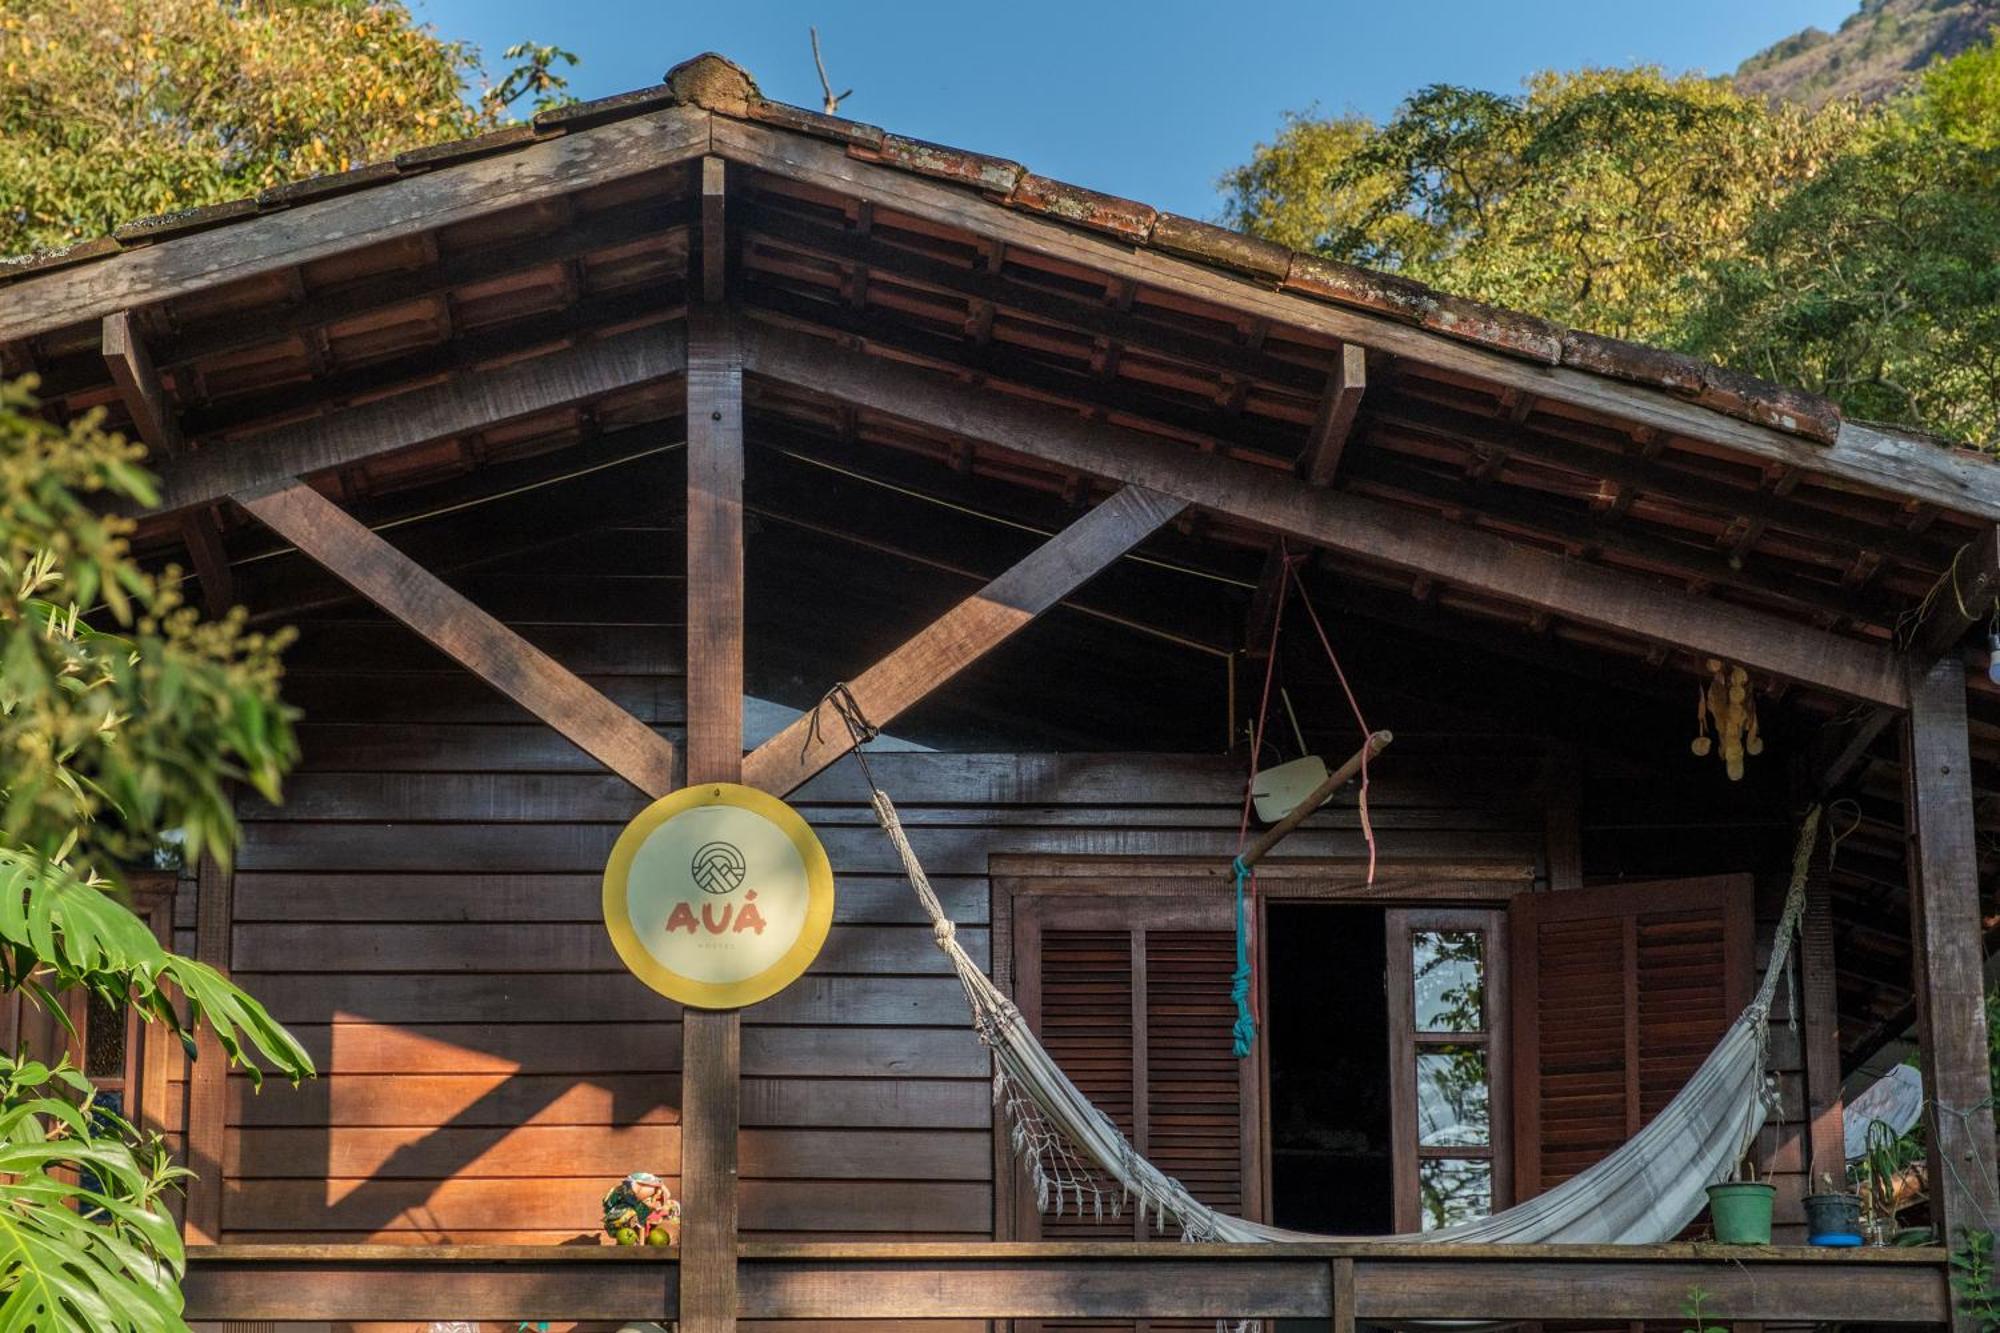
[1283,252,1437,324]
[396,124,542,170]
[1559,328,1705,396]
[1423,292,1563,364]
[1697,362,1841,444]
[866,134,1024,196]
[1151,214,1290,281]
[0,235,123,282]
[1008,174,1156,241]
[534,84,678,131]
[112,197,260,244]
[743,99,886,151]
[256,161,402,210]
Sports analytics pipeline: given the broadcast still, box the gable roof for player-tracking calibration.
[1,53,1992,516]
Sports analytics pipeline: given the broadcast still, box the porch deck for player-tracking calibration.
[184,1240,1952,1325]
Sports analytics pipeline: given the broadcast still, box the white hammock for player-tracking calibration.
[870,777,1817,1246]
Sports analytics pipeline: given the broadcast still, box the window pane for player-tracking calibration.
[1412,929,1483,1031]
[1418,1157,1492,1231]
[1416,1046,1489,1147]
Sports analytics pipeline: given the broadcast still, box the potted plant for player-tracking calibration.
[1706,1157,1776,1245]
[1803,1170,1864,1246]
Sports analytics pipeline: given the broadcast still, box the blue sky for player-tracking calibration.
[415,0,1858,220]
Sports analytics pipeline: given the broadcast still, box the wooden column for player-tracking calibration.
[1903,655,2000,1263]
[183,854,233,1244]
[681,292,744,1333]
[1799,825,1846,1193]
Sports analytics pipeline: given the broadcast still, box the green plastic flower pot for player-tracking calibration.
[1706,1180,1777,1244]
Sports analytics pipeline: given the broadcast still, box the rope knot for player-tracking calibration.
[933,918,957,945]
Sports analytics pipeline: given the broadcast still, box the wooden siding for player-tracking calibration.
[215,527,1549,1249]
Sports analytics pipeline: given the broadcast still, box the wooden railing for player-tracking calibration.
[184,1240,1952,1326]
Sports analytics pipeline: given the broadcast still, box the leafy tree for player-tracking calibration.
[0,377,313,1328]
[1682,37,2000,445]
[1221,68,1853,342]
[0,0,577,258]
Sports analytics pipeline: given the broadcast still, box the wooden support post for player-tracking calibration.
[741,484,1187,797]
[1330,1256,1355,1333]
[1903,654,2000,1268]
[236,479,679,798]
[183,855,232,1245]
[682,305,745,1333]
[1799,824,1846,1193]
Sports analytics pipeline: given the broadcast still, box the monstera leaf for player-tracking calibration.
[0,1059,189,1331]
[0,849,313,1088]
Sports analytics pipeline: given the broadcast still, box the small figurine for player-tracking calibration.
[603,1171,682,1247]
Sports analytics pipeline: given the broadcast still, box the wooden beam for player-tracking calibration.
[145,322,686,517]
[1814,706,1900,799]
[235,480,678,797]
[180,1242,1950,1325]
[701,157,728,304]
[713,117,2000,523]
[1800,823,1846,1192]
[742,483,1187,797]
[1908,524,2000,658]
[740,323,1909,708]
[1902,654,2000,1268]
[102,308,236,618]
[682,305,745,1333]
[0,107,711,344]
[1299,342,1365,487]
[102,311,182,455]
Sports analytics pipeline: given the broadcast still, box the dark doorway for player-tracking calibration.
[1265,903,1395,1236]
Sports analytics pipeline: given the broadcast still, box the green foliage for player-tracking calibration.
[0,1053,189,1331]
[0,1,578,258]
[1220,67,1854,342]
[1681,1283,1722,1333]
[1222,36,2000,447]
[0,378,314,1329]
[1951,1227,2000,1331]
[1682,41,2000,447]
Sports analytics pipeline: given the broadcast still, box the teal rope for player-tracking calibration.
[1231,855,1256,1058]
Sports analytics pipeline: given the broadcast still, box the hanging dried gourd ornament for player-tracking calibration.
[1691,659,1762,781]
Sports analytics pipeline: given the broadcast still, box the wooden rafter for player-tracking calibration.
[712,116,2000,521]
[742,483,1188,797]
[235,479,679,797]
[1299,343,1366,487]
[0,108,710,344]
[144,323,687,516]
[1905,523,2000,658]
[740,322,1909,708]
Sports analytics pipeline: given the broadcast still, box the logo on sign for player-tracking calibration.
[602,784,835,1009]
[692,840,747,894]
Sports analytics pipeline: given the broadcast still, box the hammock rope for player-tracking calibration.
[811,682,1825,1247]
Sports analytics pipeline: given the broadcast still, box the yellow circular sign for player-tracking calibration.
[602,783,835,1009]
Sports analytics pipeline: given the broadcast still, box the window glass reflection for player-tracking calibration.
[1412,930,1483,1032]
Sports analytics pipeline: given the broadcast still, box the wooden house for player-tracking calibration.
[3,51,1995,1330]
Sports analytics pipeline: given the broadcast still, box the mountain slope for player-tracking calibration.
[1735,0,1997,104]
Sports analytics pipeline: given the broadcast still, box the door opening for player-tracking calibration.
[1265,903,1394,1235]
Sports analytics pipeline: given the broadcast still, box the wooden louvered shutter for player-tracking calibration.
[1013,889,1262,1244]
[1509,876,1752,1196]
